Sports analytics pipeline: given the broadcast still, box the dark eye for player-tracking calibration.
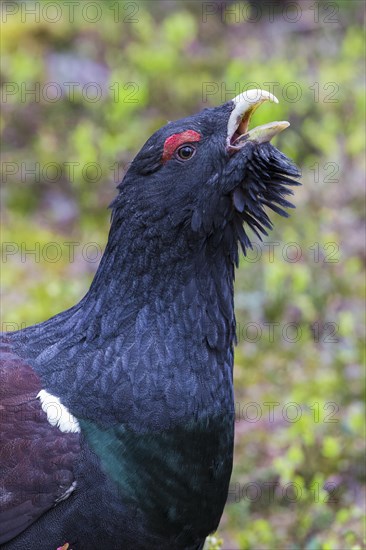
[176,144,196,161]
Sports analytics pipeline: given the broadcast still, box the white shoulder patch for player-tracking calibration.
[37,390,80,433]
[56,480,77,503]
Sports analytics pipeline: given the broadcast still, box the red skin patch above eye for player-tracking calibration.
[162,130,201,162]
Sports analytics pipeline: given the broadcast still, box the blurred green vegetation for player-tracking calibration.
[1,1,365,549]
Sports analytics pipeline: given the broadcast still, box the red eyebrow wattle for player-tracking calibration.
[162,130,201,162]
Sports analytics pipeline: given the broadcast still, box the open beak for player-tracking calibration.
[226,89,290,151]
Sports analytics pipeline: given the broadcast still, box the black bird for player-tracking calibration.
[0,90,301,550]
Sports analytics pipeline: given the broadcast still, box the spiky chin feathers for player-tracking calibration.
[223,141,301,257]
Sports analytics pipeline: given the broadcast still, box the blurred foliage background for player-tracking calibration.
[1,1,365,548]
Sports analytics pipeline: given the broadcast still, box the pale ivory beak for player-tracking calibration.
[226,89,290,149]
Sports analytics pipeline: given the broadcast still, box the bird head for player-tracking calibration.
[111,90,301,266]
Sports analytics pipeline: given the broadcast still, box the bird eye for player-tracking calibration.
[176,144,196,161]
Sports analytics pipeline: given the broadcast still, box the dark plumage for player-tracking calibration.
[0,91,300,550]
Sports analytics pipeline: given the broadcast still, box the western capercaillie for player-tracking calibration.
[0,90,301,550]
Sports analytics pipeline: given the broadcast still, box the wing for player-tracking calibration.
[0,339,81,544]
